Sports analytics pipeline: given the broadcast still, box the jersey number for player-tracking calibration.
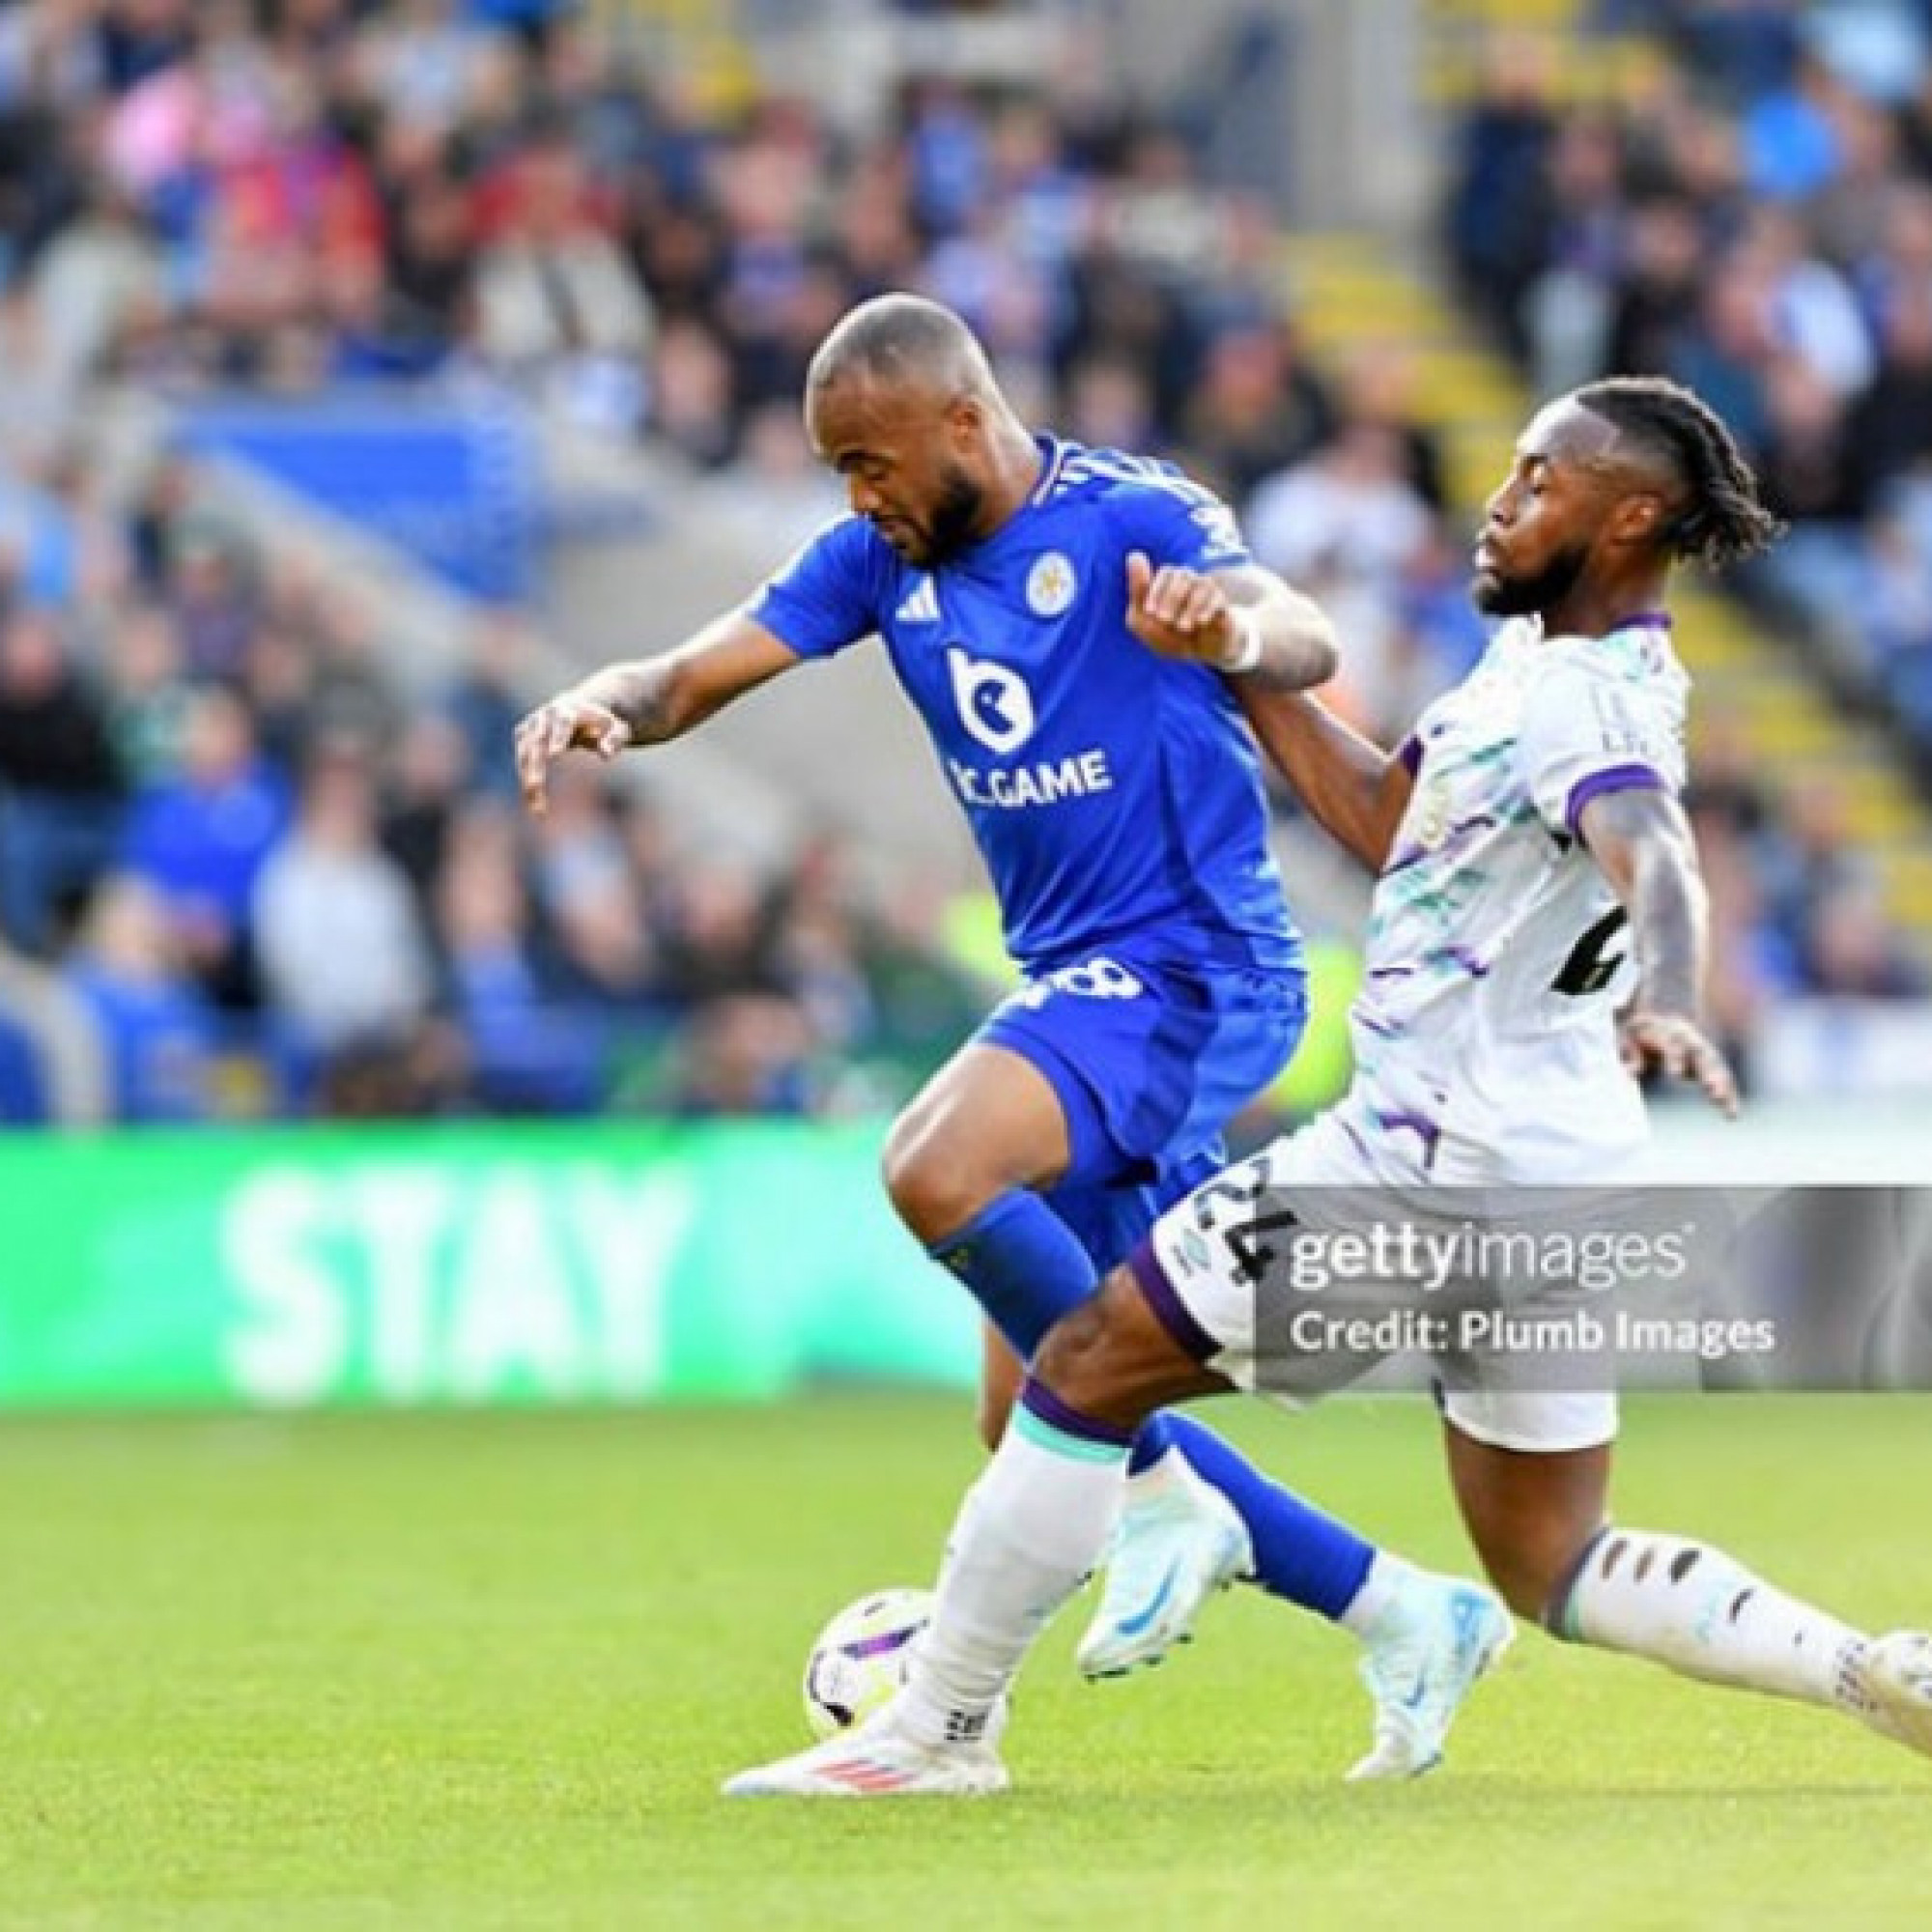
[1551,908,1629,996]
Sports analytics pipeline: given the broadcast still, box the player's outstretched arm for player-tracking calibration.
[1234,690,1415,874]
[1577,785,1739,1117]
[514,612,802,816]
[1124,553,1338,692]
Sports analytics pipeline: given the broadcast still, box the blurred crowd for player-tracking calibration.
[1439,0,1932,1077]
[1446,2,1932,760]
[0,0,1922,1124]
[0,474,987,1122]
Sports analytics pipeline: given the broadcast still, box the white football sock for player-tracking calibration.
[1556,1528,1869,1708]
[897,1406,1128,1747]
[1337,1551,1422,1638]
[1122,1441,1192,1504]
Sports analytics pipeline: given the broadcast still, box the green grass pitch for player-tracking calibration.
[3,1394,1930,1929]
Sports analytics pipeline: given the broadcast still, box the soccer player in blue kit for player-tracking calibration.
[516,295,1503,1766]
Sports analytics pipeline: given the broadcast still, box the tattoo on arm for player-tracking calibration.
[1578,787,1708,1015]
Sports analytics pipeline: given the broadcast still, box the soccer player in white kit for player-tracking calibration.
[725,376,1932,1797]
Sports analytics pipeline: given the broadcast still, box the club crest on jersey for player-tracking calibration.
[948,646,1037,755]
[1026,551,1078,617]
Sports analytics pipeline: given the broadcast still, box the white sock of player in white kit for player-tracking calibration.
[1554,1528,1870,1709]
[895,1390,1128,1747]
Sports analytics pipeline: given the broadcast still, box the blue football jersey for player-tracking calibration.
[746,438,1301,977]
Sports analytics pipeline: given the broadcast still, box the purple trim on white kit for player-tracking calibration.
[1126,1241,1222,1365]
[1565,762,1666,838]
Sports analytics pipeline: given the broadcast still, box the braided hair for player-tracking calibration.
[1573,375,1786,569]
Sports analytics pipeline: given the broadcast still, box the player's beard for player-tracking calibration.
[1474,540,1590,618]
[910,463,985,566]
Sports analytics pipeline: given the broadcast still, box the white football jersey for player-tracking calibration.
[1345,613,1690,1184]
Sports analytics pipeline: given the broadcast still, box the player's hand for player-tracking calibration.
[1125,551,1248,668]
[514,689,633,816]
[1618,1008,1740,1118]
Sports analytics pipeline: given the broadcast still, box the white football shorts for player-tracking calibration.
[1135,1094,1620,1454]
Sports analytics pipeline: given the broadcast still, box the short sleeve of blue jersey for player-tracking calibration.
[744,517,885,661]
[1110,469,1254,575]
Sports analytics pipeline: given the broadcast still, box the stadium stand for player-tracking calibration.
[0,0,1923,1122]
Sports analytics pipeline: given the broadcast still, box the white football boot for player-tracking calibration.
[1347,1571,1516,1781]
[1847,1630,1932,1761]
[723,1701,1009,1800]
[1075,1454,1253,1680]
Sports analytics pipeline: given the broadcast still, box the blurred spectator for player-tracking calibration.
[0,608,124,955]
[1330,346,1448,514]
[0,1002,48,1122]
[64,871,215,1122]
[104,610,194,787]
[1762,781,1879,969]
[122,683,288,1006]
[659,865,785,1007]
[167,526,259,683]
[527,758,662,1012]
[28,174,168,401]
[1246,423,1435,732]
[1175,323,1332,505]
[311,1020,464,1119]
[384,709,471,912]
[1804,886,1929,998]
[304,593,405,756]
[1740,48,1850,201]
[1063,351,1157,453]
[697,397,844,554]
[1685,713,1776,845]
[648,317,740,469]
[436,798,607,1112]
[1848,283,1932,507]
[668,993,814,1119]
[445,611,533,801]
[1604,195,1707,378]
[252,737,433,1053]
[472,129,655,432]
[1443,34,1557,356]
[1739,205,1872,401]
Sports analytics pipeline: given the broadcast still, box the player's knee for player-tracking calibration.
[882,1115,972,1240]
[881,1110,1004,1242]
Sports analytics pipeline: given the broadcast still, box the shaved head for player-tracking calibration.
[1523,396,1683,503]
[803,294,1037,568]
[807,294,997,405]
[1572,406,1693,518]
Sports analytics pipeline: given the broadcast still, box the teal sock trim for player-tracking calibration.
[1012,1403,1130,1465]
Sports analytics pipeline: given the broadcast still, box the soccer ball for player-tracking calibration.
[801,1586,932,1740]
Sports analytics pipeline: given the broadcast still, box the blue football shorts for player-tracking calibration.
[977,943,1307,1272]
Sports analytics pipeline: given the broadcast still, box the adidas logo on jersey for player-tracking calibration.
[895,577,940,624]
